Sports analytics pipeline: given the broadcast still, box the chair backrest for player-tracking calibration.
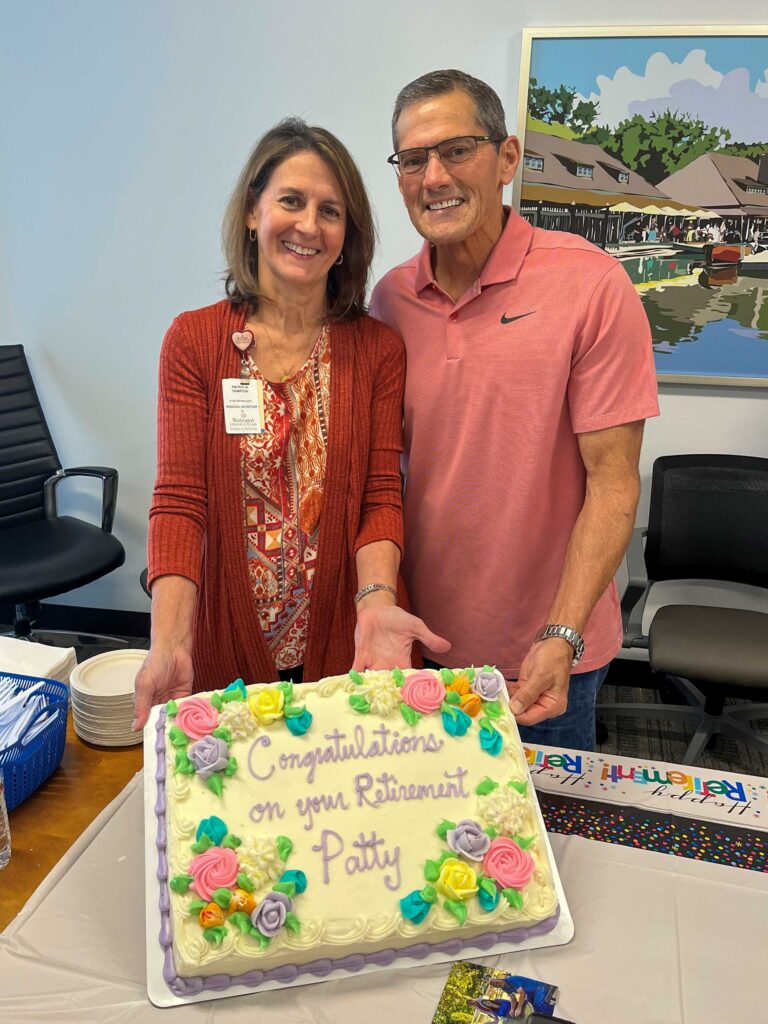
[644,453,768,589]
[0,345,61,529]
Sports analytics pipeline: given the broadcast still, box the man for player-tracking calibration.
[370,70,659,750]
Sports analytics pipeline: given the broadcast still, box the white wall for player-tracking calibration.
[2,1,766,613]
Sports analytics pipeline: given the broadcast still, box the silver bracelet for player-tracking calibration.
[354,583,397,605]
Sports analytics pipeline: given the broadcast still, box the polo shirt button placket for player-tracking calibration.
[447,310,460,360]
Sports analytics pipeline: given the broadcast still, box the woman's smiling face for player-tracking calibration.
[247,150,347,296]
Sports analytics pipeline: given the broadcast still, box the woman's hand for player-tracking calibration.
[132,646,195,731]
[352,604,451,672]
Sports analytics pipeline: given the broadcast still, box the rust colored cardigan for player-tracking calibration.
[148,299,405,690]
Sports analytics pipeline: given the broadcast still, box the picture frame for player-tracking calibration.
[515,26,768,387]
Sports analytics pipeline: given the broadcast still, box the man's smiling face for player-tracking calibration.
[393,89,518,249]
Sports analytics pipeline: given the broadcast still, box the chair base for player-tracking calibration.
[3,602,128,650]
[600,675,768,765]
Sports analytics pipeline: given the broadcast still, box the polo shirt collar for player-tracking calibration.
[413,206,534,295]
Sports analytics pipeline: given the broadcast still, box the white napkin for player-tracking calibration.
[0,636,76,686]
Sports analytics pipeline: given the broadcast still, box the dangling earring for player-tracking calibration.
[334,252,344,265]
[249,229,257,242]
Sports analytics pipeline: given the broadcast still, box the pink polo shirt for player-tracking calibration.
[370,209,659,678]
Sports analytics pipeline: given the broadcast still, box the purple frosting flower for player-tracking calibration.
[251,891,293,938]
[188,735,230,781]
[471,668,505,701]
[446,819,491,861]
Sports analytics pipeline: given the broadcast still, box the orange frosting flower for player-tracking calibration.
[460,693,482,717]
[228,888,257,915]
[448,674,471,696]
[199,902,225,928]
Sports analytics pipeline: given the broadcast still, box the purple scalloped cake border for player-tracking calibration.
[154,707,561,997]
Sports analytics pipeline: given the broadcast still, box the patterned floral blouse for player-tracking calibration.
[241,326,330,670]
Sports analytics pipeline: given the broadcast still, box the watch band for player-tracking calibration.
[533,623,585,666]
[354,583,397,605]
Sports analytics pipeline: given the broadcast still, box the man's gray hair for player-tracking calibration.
[391,69,508,148]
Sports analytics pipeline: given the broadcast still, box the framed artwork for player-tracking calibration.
[515,26,768,386]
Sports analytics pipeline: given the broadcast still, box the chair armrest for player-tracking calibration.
[43,466,119,533]
[621,526,651,649]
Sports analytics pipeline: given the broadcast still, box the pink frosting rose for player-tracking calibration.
[400,672,446,714]
[189,846,239,900]
[174,697,219,740]
[482,837,535,891]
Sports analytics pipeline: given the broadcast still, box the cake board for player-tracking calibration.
[143,702,574,1008]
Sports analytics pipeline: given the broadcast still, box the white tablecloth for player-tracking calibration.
[1,769,765,1022]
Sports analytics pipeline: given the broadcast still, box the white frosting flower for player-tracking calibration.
[236,837,282,890]
[477,786,529,837]
[217,700,258,740]
[358,674,401,716]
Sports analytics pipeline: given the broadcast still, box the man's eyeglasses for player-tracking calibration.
[387,135,504,176]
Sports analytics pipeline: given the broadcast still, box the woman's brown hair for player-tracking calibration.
[223,118,375,321]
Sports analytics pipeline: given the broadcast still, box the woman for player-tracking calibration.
[133,119,448,729]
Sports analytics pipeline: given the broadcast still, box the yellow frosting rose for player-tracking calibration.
[248,689,285,724]
[435,857,478,901]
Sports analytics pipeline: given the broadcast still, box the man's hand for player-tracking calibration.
[506,638,573,725]
[132,646,195,731]
[353,605,451,672]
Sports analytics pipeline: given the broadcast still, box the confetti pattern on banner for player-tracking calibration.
[539,793,767,873]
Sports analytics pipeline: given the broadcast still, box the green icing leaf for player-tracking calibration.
[207,773,224,797]
[210,692,223,711]
[276,836,293,862]
[439,667,456,684]
[203,925,227,946]
[229,911,252,934]
[507,779,528,796]
[424,859,440,882]
[464,666,476,681]
[212,726,231,742]
[444,689,460,705]
[443,899,467,926]
[283,702,305,718]
[169,725,190,749]
[272,881,297,898]
[484,825,499,839]
[478,716,491,732]
[223,834,241,849]
[212,887,233,910]
[169,874,194,894]
[251,929,271,949]
[190,833,213,854]
[174,749,195,775]
[224,756,238,777]
[277,680,294,702]
[440,701,457,718]
[284,911,301,935]
[349,694,371,714]
[513,834,536,851]
[484,699,502,719]
[482,664,494,674]
[399,703,421,727]
[237,872,255,892]
[165,700,179,717]
[475,777,499,796]
[436,819,456,841]
[478,876,498,898]
[188,899,207,914]
[437,850,454,865]
[502,887,524,910]
[420,884,438,904]
[392,667,405,687]
[348,669,364,686]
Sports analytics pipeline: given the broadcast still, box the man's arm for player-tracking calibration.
[507,420,644,723]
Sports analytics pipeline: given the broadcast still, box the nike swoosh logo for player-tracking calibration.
[501,311,535,324]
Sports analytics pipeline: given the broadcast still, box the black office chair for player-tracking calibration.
[0,344,127,646]
[600,453,768,766]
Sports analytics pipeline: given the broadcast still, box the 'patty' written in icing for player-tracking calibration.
[312,829,401,890]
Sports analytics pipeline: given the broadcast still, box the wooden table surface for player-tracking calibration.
[1,712,144,931]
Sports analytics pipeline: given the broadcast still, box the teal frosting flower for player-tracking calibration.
[478,883,501,912]
[441,706,472,737]
[479,726,503,756]
[285,708,313,736]
[279,869,307,894]
[196,815,228,845]
[399,890,431,925]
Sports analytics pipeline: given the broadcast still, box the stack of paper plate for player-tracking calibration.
[69,649,147,746]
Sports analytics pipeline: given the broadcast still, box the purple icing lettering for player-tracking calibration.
[344,831,402,891]
[353,767,470,808]
[312,829,345,884]
[296,790,351,831]
[248,735,274,781]
[249,799,285,824]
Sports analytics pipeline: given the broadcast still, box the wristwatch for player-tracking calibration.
[533,624,585,666]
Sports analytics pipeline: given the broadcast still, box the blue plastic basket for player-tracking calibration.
[0,673,69,812]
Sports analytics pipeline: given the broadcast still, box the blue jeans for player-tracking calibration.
[423,659,609,752]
